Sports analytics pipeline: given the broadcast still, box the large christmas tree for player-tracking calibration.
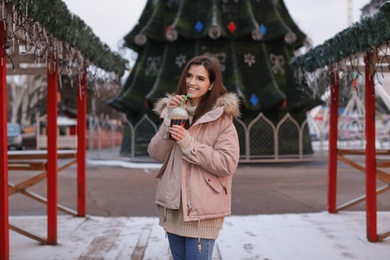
[109,0,318,158]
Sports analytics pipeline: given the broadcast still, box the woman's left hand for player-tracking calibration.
[169,125,187,142]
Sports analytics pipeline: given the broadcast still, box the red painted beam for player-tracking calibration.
[364,50,378,242]
[46,52,59,245]
[77,71,87,216]
[0,21,9,259]
[327,68,339,213]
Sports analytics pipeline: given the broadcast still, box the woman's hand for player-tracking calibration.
[169,95,187,108]
[169,125,187,142]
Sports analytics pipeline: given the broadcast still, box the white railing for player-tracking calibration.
[37,135,78,149]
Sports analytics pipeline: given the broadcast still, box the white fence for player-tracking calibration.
[120,112,324,163]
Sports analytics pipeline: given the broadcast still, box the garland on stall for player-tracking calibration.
[2,0,127,81]
[290,1,390,101]
[290,2,390,73]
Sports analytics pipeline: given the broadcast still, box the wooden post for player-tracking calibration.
[328,67,339,213]
[0,21,9,259]
[364,49,378,242]
[46,50,59,245]
[77,71,87,216]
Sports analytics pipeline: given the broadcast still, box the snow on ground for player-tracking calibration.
[8,159,390,259]
[9,212,390,259]
[86,159,162,169]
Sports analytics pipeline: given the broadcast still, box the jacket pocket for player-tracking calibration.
[201,171,223,193]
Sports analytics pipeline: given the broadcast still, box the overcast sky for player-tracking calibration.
[62,0,370,63]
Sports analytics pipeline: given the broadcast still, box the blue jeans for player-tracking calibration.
[167,232,215,260]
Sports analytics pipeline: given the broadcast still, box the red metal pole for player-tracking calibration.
[364,50,378,242]
[0,21,9,259]
[77,71,87,216]
[327,68,339,213]
[46,51,58,245]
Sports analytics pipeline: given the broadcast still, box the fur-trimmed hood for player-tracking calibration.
[153,92,241,119]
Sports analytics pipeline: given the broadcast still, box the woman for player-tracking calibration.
[147,55,240,260]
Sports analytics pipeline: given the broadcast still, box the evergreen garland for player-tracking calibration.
[291,2,390,73]
[7,0,127,76]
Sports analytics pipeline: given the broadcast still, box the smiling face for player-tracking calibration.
[186,64,212,106]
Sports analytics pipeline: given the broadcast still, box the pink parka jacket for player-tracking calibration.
[147,93,240,222]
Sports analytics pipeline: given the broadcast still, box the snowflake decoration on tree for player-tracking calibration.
[175,55,187,68]
[145,57,161,76]
[269,54,285,74]
[244,53,255,67]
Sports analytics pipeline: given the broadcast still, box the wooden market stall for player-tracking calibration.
[291,2,390,242]
[0,1,127,259]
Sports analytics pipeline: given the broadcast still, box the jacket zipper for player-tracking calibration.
[186,164,192,216]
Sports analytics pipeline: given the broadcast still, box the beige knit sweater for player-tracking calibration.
[157,205,224,239]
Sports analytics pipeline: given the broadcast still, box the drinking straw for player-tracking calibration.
[178,94,190,120]
[180,93,191,108]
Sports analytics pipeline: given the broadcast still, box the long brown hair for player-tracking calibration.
[176,55,227,124]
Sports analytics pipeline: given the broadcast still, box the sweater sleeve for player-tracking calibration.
[158,117,171,139]
[177,133,198,163]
